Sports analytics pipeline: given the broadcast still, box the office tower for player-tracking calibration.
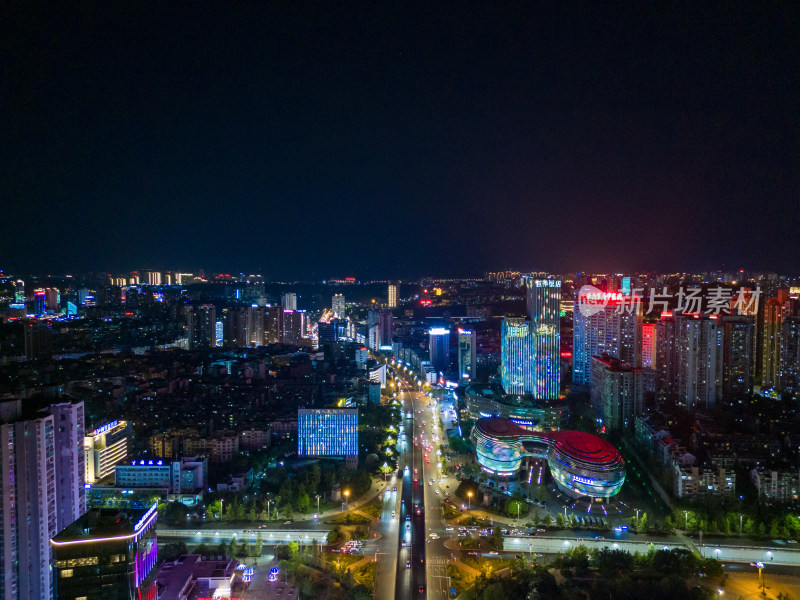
[656,311,722,411]
[0,399,86,600]
[298,409,358,467]
[642,323,657,368]
[318,321,337,347]
[33,288,47,315]
[332,293,345,318]
[722,315,755,406]
[590,355,643,432]
[186,304,216,349]
[388,284,398,308]
[84,420,130,484]
[428,327,451,374]
[501,318,534,395]
[526,278,562,399]
[24,322,53,359]
[44,287,60,311]
[457,328,477,380]
[14,279,25,302]
[573,291,642,386]
[761,291,789,389]
[780,316,800,398]
[51,506,158,600]
[283,292,297,310]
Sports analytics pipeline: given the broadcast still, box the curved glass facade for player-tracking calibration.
[471,418,625,499]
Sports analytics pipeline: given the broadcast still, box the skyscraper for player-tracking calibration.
[656,311,722,411]
[186,304,216,349]
[51,506,158,600]
[457,328,477,380]
[721,315,755,406]
[780,316,800,399]
[642,323,657,369]
[526,278,562,399]
[0,399,86,600]
[590,355,643,432]
[572,289,642,386]
[761,291,789,389]
[332,293,345,318]
[283,292,297,310]
[501,318,534,395]
[428,327,450,374]
[388,284,398,308]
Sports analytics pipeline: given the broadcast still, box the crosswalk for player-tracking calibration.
[427,556,448,566]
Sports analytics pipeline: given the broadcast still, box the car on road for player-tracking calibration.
[392,511,396,518]
[393,486,397,491]
[406,561,411,568]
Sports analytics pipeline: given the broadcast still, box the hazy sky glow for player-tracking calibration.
[2,4,798,277]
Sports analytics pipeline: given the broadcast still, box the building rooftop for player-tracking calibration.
[51,506,153,543]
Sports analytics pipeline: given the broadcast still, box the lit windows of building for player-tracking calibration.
[298,409,358,467]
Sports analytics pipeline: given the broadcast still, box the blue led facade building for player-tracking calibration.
[501,318,534,395]
[298,409,358,466]
[526,278,562,399]
[428,327,450,374]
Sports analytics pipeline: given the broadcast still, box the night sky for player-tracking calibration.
[2,4,798,278]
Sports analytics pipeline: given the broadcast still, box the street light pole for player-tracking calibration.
[467,491,472,512]
[316,495,321,515]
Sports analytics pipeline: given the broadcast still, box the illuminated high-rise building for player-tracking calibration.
[388,284,398,308]
[51,506,158,600]
[457,328,477,380]
[721,315,755,406]
[501,318,534,395]
[573,288,642,387]
[642,323,657,369]
[780,316,800,399]
[84,420,131,484]
[428,327,450,373]
[332,293,345,318]
[283,292,297,310]
[0,399,85,600]
[368,309,393,350]
[222,306,248,348]
[656,311,722,411]
[281,309,309,346]
[526,278,561,399]
[761,291,789,389]
[590,355,643,432]
[33,288,46,315]
[298,409,358,467]
[186,304,216,349]
[14,279,25,302]
[247,305,266,345]
[145,270,162,286]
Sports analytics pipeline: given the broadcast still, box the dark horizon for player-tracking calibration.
[2,4,798,278]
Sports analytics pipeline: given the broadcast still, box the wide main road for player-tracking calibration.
[395,378,428,600]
